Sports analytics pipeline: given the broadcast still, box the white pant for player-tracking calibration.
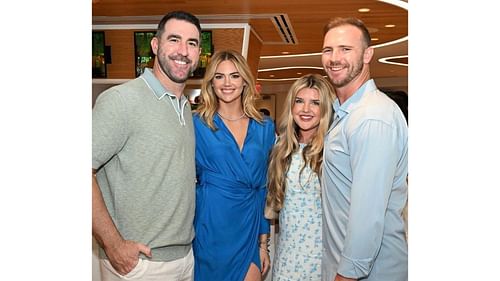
[100,248,194,281]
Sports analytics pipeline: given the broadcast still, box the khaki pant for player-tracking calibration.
[100,248,194,281]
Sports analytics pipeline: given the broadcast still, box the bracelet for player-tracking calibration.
[259,238,270,245]
[258,241,270,249]
[258,237,270,254]
[259,245,270,254]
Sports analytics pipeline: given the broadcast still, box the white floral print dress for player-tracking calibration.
[272,144,322,281]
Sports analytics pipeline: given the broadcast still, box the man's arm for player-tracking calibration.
[337,120,399,278]
[92,169,151,275]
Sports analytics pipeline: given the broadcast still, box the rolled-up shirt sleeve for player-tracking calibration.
[337,118,399,278]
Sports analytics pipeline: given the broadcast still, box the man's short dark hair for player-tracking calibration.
[156,11,202,39]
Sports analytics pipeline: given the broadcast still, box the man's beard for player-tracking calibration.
[329,59,363,88]
[157,53,198,83]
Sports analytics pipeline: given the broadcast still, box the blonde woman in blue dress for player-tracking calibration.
[193,50,275,281]
[266,74,335,281]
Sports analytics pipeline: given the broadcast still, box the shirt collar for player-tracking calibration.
[140,68,177,100]
[333,79,377,119]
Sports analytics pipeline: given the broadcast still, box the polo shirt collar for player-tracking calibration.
[140,68,177,100]
[333,79,377,119]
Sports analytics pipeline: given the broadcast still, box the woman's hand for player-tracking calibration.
[259,247,270,275]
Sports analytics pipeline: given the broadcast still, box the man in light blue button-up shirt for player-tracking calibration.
[320,17,408,281]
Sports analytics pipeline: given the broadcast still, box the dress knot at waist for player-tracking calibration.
[197,170,264,191]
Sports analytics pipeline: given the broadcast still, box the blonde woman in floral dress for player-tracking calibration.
[266,74,335,280]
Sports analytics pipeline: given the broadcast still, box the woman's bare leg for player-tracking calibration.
[243,263,262,281]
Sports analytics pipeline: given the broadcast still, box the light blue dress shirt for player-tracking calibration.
[321,79,408,281]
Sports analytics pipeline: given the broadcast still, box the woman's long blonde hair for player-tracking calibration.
[195,49,263,130]
[266,74,335,212]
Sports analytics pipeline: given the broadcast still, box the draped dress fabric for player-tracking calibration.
[193,114,275,281]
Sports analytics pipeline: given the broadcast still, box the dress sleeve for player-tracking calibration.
[258,118,276,234]
[336,119,399,278]
[258,188,271,235]
[266,118,277,149]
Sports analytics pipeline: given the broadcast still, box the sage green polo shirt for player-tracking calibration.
[92,68,195,262]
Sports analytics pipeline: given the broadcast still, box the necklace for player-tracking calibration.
[217,112,246,121]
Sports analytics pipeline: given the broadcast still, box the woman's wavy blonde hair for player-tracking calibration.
[195,49,263,130]
[266,74,335,212]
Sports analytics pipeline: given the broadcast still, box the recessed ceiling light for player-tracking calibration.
[385,24,396,28]
[297,72,302,75]
[281,51,290,55]
[269,74,275,78]
[358,8,370,13]
[371,38,379,41]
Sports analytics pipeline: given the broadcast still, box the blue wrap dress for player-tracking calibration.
[193,114,275,281]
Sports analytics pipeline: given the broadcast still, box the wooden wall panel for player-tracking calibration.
[105,30,136,79]
[246,31,262,81]
[212,29,243,54]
